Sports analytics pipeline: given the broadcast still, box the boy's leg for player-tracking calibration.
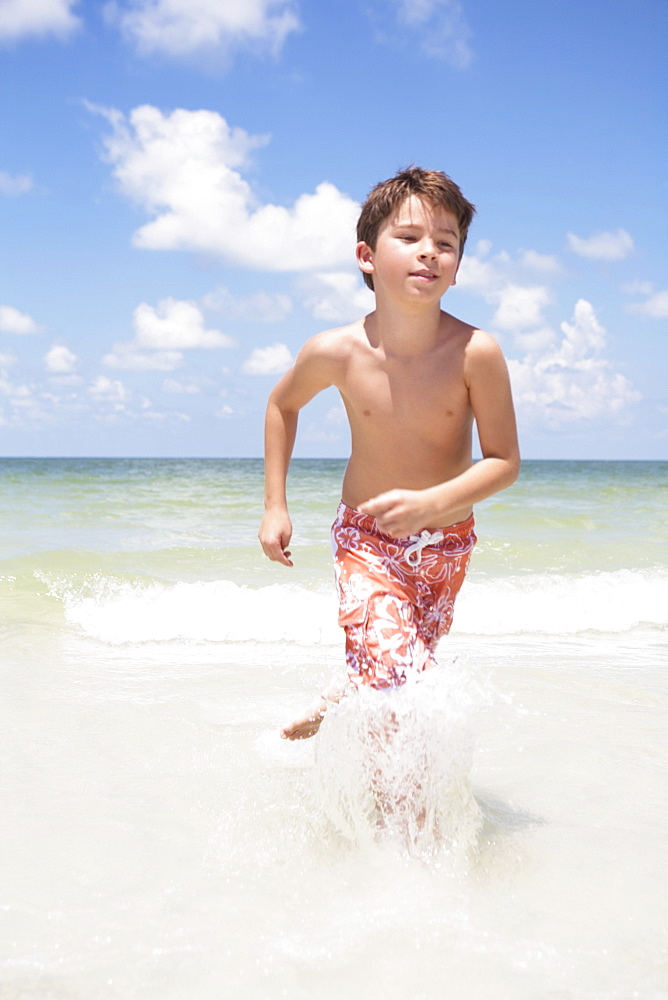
[281,504,475,738]
[281,675,349,740]
[343,590,435,690]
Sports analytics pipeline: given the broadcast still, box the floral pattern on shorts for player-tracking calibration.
[331,503,476,689]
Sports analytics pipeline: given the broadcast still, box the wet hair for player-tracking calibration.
[356,166,476,290]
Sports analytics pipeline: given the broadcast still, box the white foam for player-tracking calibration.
[42,567,668,645]
[53,577,340,645]
[455,567,668,635]
[314,666,485,859]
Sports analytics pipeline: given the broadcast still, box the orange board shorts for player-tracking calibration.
[331,502,476,690]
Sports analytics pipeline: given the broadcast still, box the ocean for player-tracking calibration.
[1,457,666,999]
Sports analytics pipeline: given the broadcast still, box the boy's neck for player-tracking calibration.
[367,297,444,358]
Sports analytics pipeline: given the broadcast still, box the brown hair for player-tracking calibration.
[356,166,476,290]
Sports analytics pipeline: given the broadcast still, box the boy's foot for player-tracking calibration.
[281,698,328,740]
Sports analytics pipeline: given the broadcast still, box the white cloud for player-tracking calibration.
[326,404,346,426]
[242,342,293,375]
[134,298,235,349]
[94,104,359,271]
[88,375,129,402]
[493,284,552,332]
[103,297,234,370]
[0,304,41,335]
[567,228,634,261]
[622,280,653,296]
[0,170,32,195]
[369,0,472,68]
[0,0,80,41]
[301,272,374,323]
[162,378,201,394]
[626,288,668,319]
[508,299,640,426]
[44,344,77,373]
[456,243,556,349]
[201,286,292,322]
[519,250,561,273]
[103,344,184,371]
[108,0,299,59]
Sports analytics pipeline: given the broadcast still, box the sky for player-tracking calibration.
[1,0,666,459]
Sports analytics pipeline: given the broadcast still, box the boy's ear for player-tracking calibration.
[355,241,375,275]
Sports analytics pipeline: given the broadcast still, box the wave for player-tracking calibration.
[38,567,668,645]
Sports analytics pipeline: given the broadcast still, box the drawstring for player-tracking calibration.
[404,529,444,566]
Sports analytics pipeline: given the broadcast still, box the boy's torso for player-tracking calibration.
[324,311,476,517]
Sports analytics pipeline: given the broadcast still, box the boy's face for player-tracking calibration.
[357,196,462,301]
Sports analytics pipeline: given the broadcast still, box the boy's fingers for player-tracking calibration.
[262,537,293,566]
[360,490,401,516]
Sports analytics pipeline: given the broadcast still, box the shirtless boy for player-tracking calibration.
[259,167,520,740]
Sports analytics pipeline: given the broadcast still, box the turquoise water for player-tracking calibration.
[1,458,666,999]
[1,455,666,567]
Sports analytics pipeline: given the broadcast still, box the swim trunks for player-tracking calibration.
[331,502,476,690]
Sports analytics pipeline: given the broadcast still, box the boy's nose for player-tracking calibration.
[419,242,437,258]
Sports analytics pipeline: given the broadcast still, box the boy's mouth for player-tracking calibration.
[410,269,438,280]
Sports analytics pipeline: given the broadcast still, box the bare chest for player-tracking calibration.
[342,354,469,439]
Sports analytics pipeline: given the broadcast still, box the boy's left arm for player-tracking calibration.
[361,333,520,535]
[456,329,521,501]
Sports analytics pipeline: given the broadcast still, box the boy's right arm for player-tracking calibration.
[258,332,340,567]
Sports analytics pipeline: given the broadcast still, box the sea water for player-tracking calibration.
[0,458,666,999]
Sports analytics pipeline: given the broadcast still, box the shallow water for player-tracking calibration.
[1,458,666,998]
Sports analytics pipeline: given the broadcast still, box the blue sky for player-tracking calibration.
[1,0,666,459]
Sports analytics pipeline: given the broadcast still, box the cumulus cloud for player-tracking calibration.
[0,305,41,335]
[88,375,129,402]
[300,272,374,323]
[103,345,184,371]
[368,0,472,68]
[0,0,80,41]
[107,0,299,59]
[456,242,557,350]
[162,377,201,394]
[0,375,49,424]
[625,286,668,319]
[134,298,235,349]
[93,104,359,271]
[242,342,293,375]
[493,284,552,332]
[567,228,634,261]
[201,286,292,322]
[508,299,640,426]
[103,297,235,371]
[0,170,32,195]
[44,344,77,373]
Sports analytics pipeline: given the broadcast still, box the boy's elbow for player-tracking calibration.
[505,451,521,487]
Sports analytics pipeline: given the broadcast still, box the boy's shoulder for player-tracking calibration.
[441,311,503,354]
[299,316,366,360]
[440,312,510,383]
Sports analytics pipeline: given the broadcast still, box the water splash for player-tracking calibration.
[313,662,486,862]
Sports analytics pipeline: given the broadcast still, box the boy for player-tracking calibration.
[259,167,520,740]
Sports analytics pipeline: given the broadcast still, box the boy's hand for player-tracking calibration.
[258,508,294,566]
[359,489,431,538]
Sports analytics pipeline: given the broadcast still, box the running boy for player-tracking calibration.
[259,167,520,739]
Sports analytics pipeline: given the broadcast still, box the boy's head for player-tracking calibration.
[356,167,476,290]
